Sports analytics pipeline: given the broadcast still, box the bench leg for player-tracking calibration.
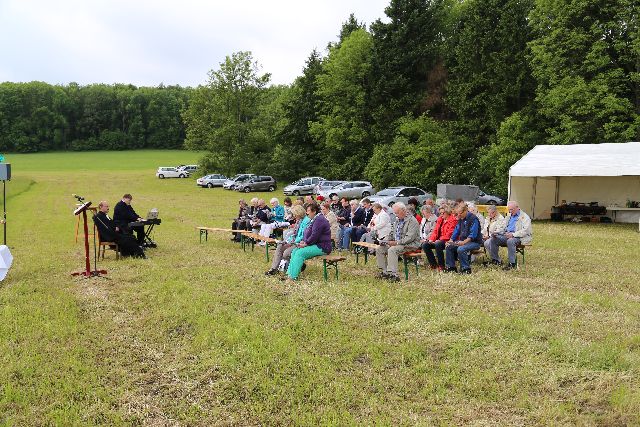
[323,259,328,281]
[355,250,359,264]
[403,257,409,281]
[364,250,368,265]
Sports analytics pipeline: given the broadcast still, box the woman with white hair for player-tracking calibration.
[419,204,437,240]
[259,197,290,239]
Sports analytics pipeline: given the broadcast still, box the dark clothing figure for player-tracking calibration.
[231,205,250,241]
[113,200,144,244]
[93,211,145,258]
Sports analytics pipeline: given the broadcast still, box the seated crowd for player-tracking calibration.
[230,194,533,282]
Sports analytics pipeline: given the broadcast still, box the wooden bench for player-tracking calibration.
[352,241,380,264]
[318,255,347,281]
[195,226,248,243]
[402,250,423,280]
[241,232,278,262]
[472,243,532,268]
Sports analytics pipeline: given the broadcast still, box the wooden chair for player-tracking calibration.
[93,224,120,260]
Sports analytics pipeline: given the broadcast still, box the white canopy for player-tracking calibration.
[508,142,640,221]
[509,142,640,177]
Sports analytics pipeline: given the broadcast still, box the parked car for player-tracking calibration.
[223,174,256,190]
[477,190,505,205]
[368,187,432,207]
[196,174,228,188]
[236,176,277,193]
[156,167,189,179]
[178,164,198,174]
[318,181,375,200]
[283,177,325,196]
[313,180,345,195]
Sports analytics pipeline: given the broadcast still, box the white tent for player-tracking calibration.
[508,142,640,221]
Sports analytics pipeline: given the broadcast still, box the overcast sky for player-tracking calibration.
[0,0,389,87]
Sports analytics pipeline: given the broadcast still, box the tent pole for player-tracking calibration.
[554,177,559,205]
[532,177,538,219]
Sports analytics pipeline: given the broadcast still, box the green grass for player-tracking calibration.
[1,150,639,425]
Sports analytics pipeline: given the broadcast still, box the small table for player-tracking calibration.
[606,207,640,224]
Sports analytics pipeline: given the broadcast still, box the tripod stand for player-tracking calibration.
[71,196,107,278]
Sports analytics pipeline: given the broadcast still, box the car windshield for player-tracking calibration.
[327,182,343,188]
[375,189,398,196]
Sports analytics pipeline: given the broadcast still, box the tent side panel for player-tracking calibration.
[510,177,534,217]
[533,177,557,219]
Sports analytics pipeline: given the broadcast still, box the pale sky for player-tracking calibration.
[0,0,389,87]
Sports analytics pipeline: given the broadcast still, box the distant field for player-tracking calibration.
[4,150,204,172]
[0,150,639,425]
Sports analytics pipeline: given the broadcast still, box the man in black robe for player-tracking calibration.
[113,193,145,244]
[93,201,146,258]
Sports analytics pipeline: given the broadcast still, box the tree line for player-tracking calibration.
[0,82,190,152]
[184,0,638,195]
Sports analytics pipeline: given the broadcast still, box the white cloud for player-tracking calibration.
[0,0,389,87]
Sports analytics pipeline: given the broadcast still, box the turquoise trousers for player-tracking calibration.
[287,244,325,279]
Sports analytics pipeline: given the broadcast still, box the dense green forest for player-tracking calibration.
[2,0,637,194]
[0,82,190,152]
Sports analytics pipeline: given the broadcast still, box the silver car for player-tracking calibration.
[318,181,375,200]
[197,174,228,188]
[283,177,325,196]
[368,187,432,207]
[223,174,256,190]
[313,180,345,195]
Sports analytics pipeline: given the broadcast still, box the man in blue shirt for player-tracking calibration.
[445,203,483,274]
[487,201,532,270]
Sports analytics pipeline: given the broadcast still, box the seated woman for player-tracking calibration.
[407,197,423,223]
[283,197,293,222]
[287,203,332,280]
[419,204,437,241]
[359,202,391,253]
[422,204,457,270]
[265,205,309,275]
[231,199,249,241]
[320,201,339,248]
[259,198,290,239]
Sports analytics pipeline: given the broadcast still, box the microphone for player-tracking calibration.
[73,194,85,202]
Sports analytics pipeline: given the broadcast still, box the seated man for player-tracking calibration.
[376,202,420,282]
[113,193,145,244]
[286,203,332,280]
[93,201,146,258]
[265,205,308,275]
[341,200,365,250]
[352,198,374,244]
[444,203,482,274]
[422,205,457,270]
[487,201,532,270]
[335,197,351,250]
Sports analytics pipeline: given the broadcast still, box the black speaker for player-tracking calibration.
[0,164,10,181]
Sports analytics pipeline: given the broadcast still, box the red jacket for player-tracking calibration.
[429,214,458,242]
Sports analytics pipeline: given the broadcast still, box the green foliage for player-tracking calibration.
[183,51,273,176]
[309,29,373,179]
[528,0,639,144]
[0,82,190,152]
[444,0,536,147]
[365,115,458,192]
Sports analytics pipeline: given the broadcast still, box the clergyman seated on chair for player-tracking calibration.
[444,203,482,274]
[113,193,145,245]
[93,201,146,258]
[487,200,532,270]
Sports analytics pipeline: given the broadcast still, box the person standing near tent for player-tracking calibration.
[487,201,532,270]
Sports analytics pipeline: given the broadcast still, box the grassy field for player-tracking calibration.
[1,150,639,425]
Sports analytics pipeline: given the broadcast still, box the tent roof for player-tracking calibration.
[509,142,640,177]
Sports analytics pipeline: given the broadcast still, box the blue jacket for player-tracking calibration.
[291,216,311,244]
[451,212,482,244]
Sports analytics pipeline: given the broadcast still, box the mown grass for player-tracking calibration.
[1,150,639,425]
